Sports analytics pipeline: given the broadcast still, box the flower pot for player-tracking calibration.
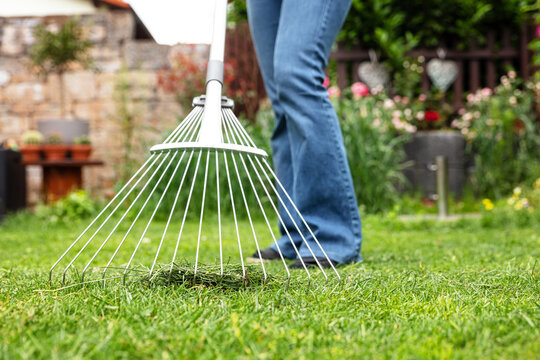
[43,144,69,161]
[19,145,42,162]
[402,130,467,197]
[70,145,92,160]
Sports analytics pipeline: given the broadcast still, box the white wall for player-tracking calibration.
[0,0,97,17]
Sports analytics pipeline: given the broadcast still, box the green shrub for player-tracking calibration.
[35,190,99,224]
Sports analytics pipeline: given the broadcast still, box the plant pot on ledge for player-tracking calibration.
[20,145,42,162]
[43,133,68,161]
[43,144,69,161]
[70,145,92,160]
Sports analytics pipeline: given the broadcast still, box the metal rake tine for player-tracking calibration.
[261,158,340,279]
[194,151,211,276]
[227,145,267,281]
[48,153,158,283]
[57,154,165,284]
[224,110,312,277]
[149,150,195,276]
[122,149,190,281]
[132,108,204,277]
[222,112,291,277]
[78,152,174,282]
[224,111,337,278]
[166,106,204,143]
[216,151,223,276]
[169,150,205,273]
[222,149,246,278]
[99,152,179,282]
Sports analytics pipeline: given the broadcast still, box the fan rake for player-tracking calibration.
[48,0,340,286]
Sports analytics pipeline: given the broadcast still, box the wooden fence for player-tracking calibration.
[226,23,536,111]
[331,25,536,108]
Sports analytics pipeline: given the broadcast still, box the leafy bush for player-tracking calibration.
[452,72,540,198]
[35,190,98,224]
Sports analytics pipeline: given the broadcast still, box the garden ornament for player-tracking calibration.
[357,50,390,91]
[426,48,458,92]
[49,0,339,285]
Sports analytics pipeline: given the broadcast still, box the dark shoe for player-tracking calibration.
[246,248,281,263]
[289,257,337,269]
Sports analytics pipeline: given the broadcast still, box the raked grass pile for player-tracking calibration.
[0,212,539,359]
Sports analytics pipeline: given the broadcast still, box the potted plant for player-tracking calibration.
[43,133,68,161]
[20,130,44,162]
[29,19,93,142]
[71,135,92,160]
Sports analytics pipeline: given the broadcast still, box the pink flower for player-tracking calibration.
[393,95,402,102]
[327,86,341,99]
[418,94,427,102]
[402,97,410,105]
[481,88,492,97]
[351,82,369,98]
[322,77,330,88]
[536,25,540,38]
[508,70,516,79]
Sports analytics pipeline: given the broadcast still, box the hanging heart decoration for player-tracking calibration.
[357,50,390,91]
[426,58,458,93]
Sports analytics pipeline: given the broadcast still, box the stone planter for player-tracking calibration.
[38,119,89,144]
[43,144,69,161]
[403,130,466,197]
[20,145,42,162]
[70,145,92,160]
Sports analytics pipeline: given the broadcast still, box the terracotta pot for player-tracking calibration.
[70,145,92,160]
[20,145,42,162]
[43,144,69,161]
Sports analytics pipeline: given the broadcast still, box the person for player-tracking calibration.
[245,0,362,268]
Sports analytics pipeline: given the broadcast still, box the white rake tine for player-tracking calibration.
[122,150,188,281]
[169,150,205,273]
[224,109,256,147]
[194,151,211,276]
[261,158,340,279]
[166,107,203,147]
[76,153,173,281]
[100,152,179,280]
[229,150,267,280]
[222,113,291,277]
[70,105,199,280]
[223,149,246,278]
[58,154,164,284]
[48,154,157,283]
[166,106,204,143]
[216,151,223,276]
[224,111,337,278]
[149,150,196,275]
[77,110,203,280]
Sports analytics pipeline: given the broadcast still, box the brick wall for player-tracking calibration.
[0,11,208,204]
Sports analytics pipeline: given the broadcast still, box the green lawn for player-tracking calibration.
[1,212,539,359]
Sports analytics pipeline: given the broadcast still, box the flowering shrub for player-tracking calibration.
[452,71,540,198]
[480,178,540,228]
[333,85,413,212]
[157,46,237,114]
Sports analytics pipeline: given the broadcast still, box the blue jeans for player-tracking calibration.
[247,0,362,263]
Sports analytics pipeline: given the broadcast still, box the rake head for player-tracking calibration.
[49,96,340,285]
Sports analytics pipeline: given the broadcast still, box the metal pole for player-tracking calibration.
[435,156,449,218]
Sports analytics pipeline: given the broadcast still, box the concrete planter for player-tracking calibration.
[403,130,466,197]
[37,119,89,144]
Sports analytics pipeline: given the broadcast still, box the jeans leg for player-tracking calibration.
[272,0,362,263]
[247,0,301,259]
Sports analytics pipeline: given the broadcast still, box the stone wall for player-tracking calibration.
[0,11,208,204]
